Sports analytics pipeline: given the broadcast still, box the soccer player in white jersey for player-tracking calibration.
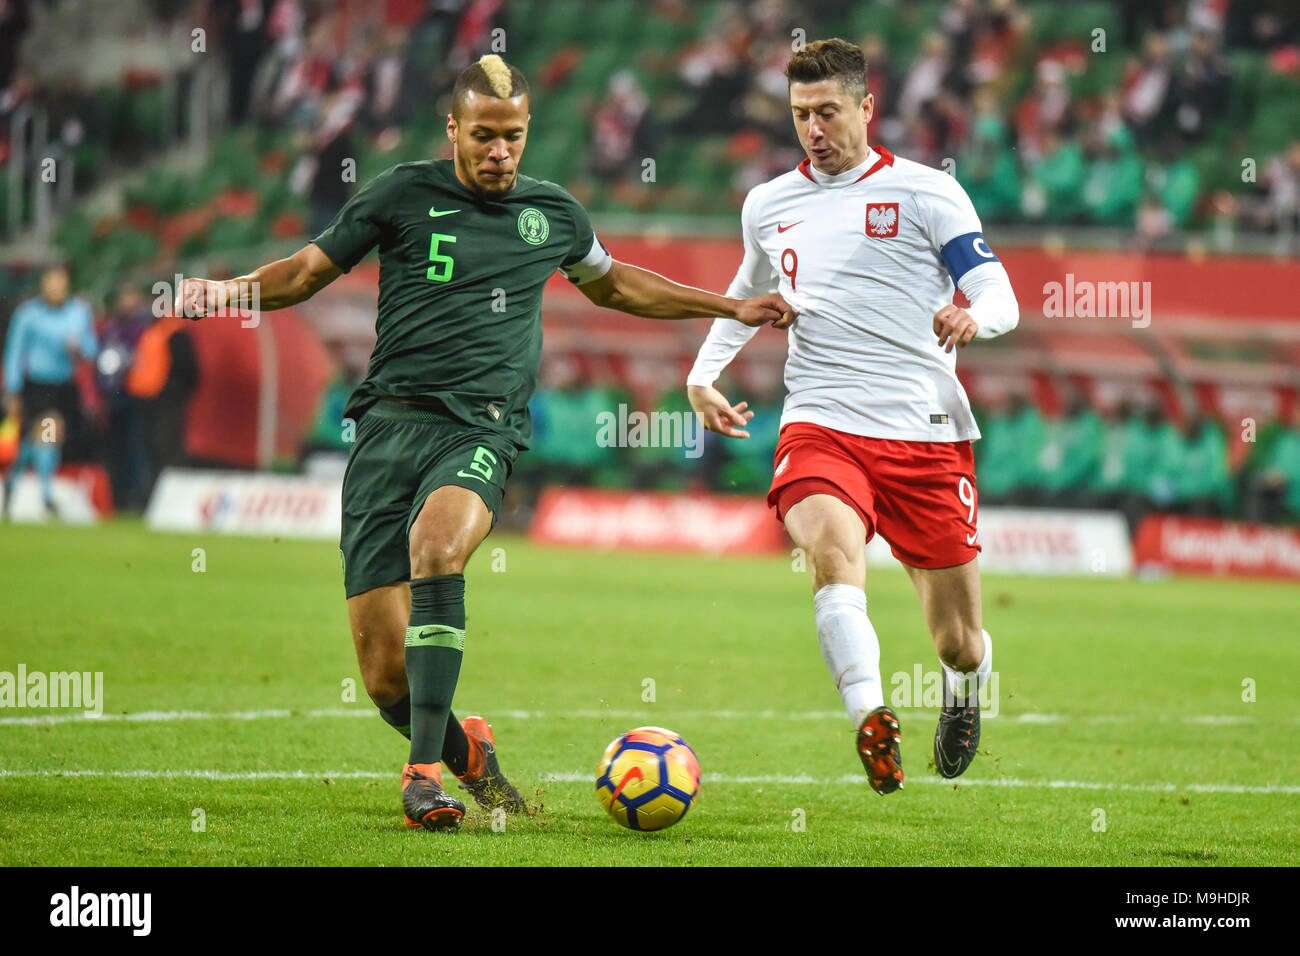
[687,39,1020,794]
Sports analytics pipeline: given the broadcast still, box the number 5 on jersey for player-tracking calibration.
[427,233,457,282]
[457,445,498,484]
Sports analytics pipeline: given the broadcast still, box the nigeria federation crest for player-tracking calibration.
[517,207,550,245]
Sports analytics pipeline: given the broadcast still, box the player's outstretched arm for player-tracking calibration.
[687,384,754,439]
[175,243,343,318]
[578,260,795,328]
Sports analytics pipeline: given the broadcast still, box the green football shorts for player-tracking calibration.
[339,399,517,598]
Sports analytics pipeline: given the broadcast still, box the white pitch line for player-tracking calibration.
[0,707,376,727]
[0,768,390,780]
[837,776,1300,795]
[0,707,1274,727]
[0,767,1296,795]
[544,772,1300,794]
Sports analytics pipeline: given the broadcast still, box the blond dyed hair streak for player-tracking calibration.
[477,54,515,98]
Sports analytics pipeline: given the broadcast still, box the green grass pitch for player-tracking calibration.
[1,519,1297,866]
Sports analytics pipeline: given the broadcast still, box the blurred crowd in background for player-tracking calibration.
[650,0,1300,240]
[291,357,1300,530]
[2,0,1299,526]
[2,0,1298,300]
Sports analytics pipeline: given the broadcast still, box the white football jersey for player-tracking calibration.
[688,147,1018,442]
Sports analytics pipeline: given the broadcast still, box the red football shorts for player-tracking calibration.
[767,422,981,570]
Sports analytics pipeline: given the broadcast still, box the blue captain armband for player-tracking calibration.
[940,232,1000,284]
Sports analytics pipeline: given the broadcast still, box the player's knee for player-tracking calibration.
[809,541,861,588]
[363,669,408,709]
[409,536,468,578]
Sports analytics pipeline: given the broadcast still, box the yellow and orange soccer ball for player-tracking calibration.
[595,726,701,831]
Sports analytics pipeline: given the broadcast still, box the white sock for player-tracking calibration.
[941,628,993,703]
[813,584,884,728]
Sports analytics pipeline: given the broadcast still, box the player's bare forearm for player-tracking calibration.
[598,261,737,318]
[580,260,795,327]
[178,243,342,317]
[232,250,340,310]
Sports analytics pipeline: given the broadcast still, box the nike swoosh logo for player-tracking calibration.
[429,207,461,218]
[936,749,960,774]
[777,220,803,233]
[966,533,979,545]
[610,766,643,802]
[456,470,487,483]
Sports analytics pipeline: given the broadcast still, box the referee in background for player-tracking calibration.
[2,263,97,518]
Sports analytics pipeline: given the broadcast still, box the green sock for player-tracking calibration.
[442,710,471,777]
[377,696,470,775]
[378,696,411,739]
[405,574,466,766]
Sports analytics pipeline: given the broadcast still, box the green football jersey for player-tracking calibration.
[312,159,611,447]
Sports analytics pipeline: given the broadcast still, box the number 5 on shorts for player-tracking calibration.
[457,445,498,484]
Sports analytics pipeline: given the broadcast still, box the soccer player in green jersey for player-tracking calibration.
[177,54,794,830]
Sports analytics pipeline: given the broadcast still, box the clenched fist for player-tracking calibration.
[933,304,979,353]
[174,278,232,319]
[735,293,797,329]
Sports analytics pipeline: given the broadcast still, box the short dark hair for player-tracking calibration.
[785,38,867,102]
[451,54,529,116]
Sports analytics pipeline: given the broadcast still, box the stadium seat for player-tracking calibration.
[635,12,698,52]
[204,214,264,253]
[588,0,643,46]
[567,47,627,96]
[1248,95,1300,157]
[1159,160,1200,228]
[1223,50,1264,137]
[127,86,168,149]
[537,0,590,46]
[886,2,946,63]
[1072,46,1126,101]
[1034,2,1118,49]
[54,211,97,265]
